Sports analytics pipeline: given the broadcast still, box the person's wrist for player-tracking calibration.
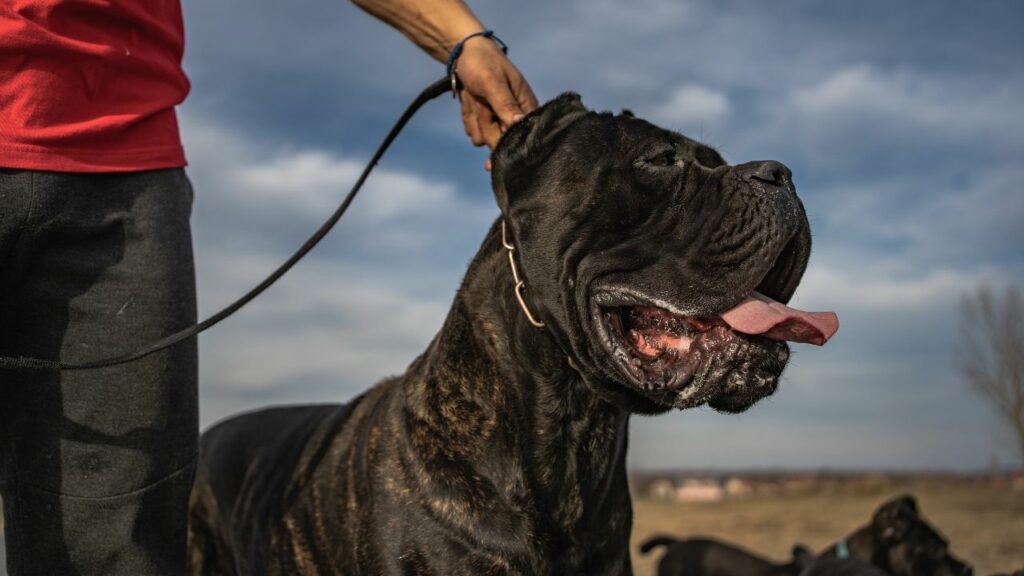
[446,30,508,80]
[438,17,487,58]
[458,33,505,59]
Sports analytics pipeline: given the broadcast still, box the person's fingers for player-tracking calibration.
[474,98,502,149]
[461,86,503,149]
[460,91,486,147]
[483,78,527,130]
[491,70,537,130]
[513,74,539,116]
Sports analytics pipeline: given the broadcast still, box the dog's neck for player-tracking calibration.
[834,526,891,572]
[400,221,633,571]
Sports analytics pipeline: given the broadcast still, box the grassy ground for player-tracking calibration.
[631,478,1024,576]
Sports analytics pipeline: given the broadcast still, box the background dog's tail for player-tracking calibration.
[640,535,677,554]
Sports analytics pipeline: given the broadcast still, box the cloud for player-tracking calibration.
[904,166,1024,264]
[181,113,467,221]
[794,266,983,313]
[772,63,1024,175]
[628,395,995,470]
[178,112,492,426]
[179,111,496,259]
[648,84,731,128]
[236,150,461,222]
[792,65,934,121]
[198,251,449,393]
[192,239,463,427]
[803,164,1024,277]
[792,64,1024,140]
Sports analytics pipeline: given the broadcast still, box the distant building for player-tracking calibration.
[724,477,754,498]
[648,478,676,501]
[675,479,724,502]
[1011,471,1024,492]
[781,474,820,495]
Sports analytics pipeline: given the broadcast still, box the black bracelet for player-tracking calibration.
[445,30,508,97]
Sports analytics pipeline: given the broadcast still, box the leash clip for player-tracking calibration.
[501,220,545,329]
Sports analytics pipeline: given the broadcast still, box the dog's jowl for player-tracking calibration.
[187,93,839,575]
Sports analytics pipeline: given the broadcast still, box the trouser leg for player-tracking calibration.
[0,168,199,575]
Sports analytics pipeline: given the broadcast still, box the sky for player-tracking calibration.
[177,0,1024,471]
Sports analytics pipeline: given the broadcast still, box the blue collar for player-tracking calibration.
[836,539,850,560]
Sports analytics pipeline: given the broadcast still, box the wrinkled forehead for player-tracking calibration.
[560,113,728,169]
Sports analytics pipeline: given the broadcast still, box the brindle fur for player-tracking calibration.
[188,93,817,575]
[188,223,632,575]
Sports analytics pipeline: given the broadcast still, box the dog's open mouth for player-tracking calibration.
[600,304,723,390]
[594,291,838,396]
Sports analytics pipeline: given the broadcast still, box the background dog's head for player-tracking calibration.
[871,495,973,576]
[491,93,836,414]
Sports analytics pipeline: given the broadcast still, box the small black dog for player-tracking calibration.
[640,536,804,576]
[819,495,972,576]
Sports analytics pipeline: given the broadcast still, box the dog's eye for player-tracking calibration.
[649,151,674,166]
[640,150,682,170]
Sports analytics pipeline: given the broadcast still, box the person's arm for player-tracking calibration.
[351,0,537,151]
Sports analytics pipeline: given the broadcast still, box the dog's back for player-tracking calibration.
[188,403,359,575]
[641,536,801,576]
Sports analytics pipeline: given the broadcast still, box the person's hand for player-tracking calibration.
[453,36,538,154]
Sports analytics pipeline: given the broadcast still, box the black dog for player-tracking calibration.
[640,536,805,576]
[187,93,837,575]
[819,495,972,576]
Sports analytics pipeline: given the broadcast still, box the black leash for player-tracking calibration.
[0,76,453,372]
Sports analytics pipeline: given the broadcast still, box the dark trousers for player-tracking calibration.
[0,169,198,575]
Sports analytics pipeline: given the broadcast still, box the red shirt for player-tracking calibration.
[0,0,189,172]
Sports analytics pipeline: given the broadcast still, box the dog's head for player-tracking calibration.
[491,93,836,414]
[871,495,972,576]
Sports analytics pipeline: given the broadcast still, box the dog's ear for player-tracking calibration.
[791,544,815,569]
[490,92,590,212]
[872,494,919,543]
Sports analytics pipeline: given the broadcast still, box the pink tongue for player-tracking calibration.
[720,292,839,345]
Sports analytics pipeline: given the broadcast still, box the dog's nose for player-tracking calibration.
[738,160,792,188]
